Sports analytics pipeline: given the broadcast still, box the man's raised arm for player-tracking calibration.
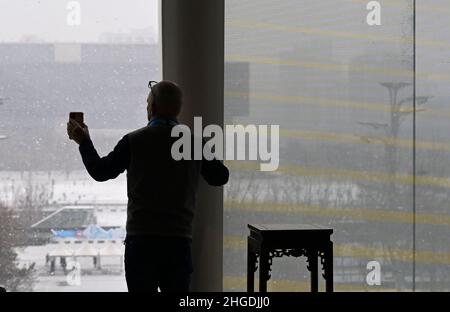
[78,135,130,182]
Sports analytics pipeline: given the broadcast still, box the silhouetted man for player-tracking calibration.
[67,80,229,292]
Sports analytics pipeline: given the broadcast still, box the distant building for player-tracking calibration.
[0,43,161,171]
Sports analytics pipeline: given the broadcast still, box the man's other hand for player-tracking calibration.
[67,118,90,145]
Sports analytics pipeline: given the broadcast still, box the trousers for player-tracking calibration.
[124,234,193,292]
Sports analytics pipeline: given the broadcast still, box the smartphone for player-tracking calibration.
[69,112,84,124]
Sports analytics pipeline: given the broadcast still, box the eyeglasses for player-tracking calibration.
[148,80,158,90]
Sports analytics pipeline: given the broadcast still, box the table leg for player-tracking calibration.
[309,249,318,293]
[259,248,268,292]
[325,242,334,293]
[247,237,255,292]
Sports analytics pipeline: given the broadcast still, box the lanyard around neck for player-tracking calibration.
[148,118,179,127]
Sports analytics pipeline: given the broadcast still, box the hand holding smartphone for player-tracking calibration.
[68,112,89,144]
[69,112,84,126]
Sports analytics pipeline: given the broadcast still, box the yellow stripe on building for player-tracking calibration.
[225,54,450,82]
[226,54,417,78]
[227,20,450,49]
[225,91,450,118]
[223,236,450,265]
[224,200,450,227]
[349,0,450,14]
[226,161,450,189]
[223,276,396,292]
[279,129,450,153]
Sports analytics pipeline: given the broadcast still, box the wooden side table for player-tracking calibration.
[247,224,334,292]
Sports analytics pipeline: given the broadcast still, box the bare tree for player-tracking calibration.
[0,203,36,291]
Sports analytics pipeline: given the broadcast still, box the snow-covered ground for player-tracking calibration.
[0,170,128,206]
[34,274,127,292]
[1,170,129,291]
[3,169,360,291]
[14,244,127,292]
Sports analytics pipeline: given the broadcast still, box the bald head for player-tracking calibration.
[147,80,182,121]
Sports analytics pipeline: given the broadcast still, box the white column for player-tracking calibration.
[161,0,224,291]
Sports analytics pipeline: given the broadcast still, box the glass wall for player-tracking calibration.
[224,0,416,291]
[3,0,450,293]
[0,0,160,291]
[416,0,450,291]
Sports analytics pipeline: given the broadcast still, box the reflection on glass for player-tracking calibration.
[416,0,450,292]
[224,0,416,291]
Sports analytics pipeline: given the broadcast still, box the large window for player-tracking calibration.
[0,0,160,291]
[416,0,450,291]
[3,0,450,293]
[224,0,419,291]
